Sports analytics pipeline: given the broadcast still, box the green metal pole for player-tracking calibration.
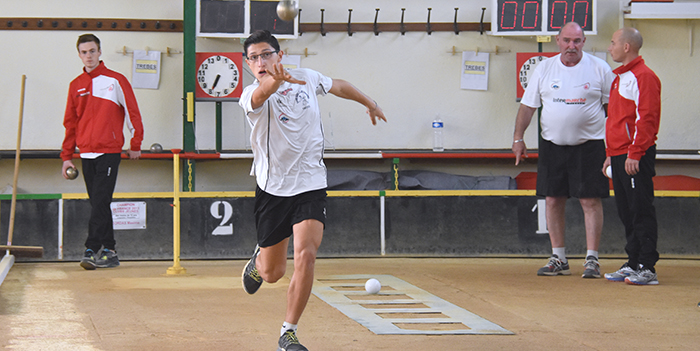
[183,0,196,152]
[216,101,222,152]
[183,0,196,191]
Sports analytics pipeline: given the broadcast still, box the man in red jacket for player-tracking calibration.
[603,27,661,285]
[61,34,144,270]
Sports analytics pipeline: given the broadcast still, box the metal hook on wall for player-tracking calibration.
[347,9,353,36]
[480,7,486,35]
[454,8,459,35]
[426,8,433,35]
[298,9,303,36]
[374,8,380,36]
[400,8,406,35]
[320,9,326,36]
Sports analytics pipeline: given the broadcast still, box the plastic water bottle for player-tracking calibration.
[432,117,444,152]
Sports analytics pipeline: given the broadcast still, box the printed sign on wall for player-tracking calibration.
[111,201,147,230]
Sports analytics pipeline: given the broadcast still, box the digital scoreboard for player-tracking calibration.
[492,0,596,36]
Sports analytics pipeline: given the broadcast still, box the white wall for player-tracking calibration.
[0,0,699,194]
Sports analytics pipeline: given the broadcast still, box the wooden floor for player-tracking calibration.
[1,257,699,350]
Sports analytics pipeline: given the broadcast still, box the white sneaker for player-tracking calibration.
[625,268,658,285]
[604,262,637,282]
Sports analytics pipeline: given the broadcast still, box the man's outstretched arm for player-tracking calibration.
[329,79,386,125]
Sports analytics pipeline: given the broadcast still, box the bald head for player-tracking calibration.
[558,22,585,38]
[618,27,643,53]
[608,27,643,65]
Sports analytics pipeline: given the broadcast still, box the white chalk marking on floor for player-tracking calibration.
[6,268,100,350]
[312,274,513,335]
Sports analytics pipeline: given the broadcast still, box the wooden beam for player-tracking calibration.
[0,18,183,32]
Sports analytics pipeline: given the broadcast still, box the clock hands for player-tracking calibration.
[197,54,241,98]
[212,74,221,89]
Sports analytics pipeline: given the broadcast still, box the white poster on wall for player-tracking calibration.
[281,54,301,70]
[460,51,489,91]
[132,50,161,89]
[111,201,147,230]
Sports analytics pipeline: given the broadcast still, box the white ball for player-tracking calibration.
[365,278,381,294]
[605,166,613,179]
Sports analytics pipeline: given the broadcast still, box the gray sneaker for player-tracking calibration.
[80,249,97,270]
[96,249,120,268]
[625,268,658,285]
[537,255,571,276]
[277,329,308,351]
[604,262,637,282]
[242,245,263,294]
[582,256,601,278]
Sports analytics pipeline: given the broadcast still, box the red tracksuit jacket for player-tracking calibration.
[61,61,144,161]
[606,56,661,160]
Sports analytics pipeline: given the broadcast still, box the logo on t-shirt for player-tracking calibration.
[550,79,561,90]
[575,82,591,90]
[553,98,587,105]
[278,113,290,123]
[295,91,310,110]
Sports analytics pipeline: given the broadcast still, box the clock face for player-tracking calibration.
[519,55,547,91]
[515,52,558,101]
[195,52,243,100]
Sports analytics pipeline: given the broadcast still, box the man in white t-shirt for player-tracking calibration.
[238,30,386,351]
[512,22,614,279]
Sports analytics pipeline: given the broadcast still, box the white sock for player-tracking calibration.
[552,247,566,263]
[281,322,297,336]
[586,250,599,259]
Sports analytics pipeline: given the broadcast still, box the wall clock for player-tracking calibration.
[195,52,243,101]
[516,52,558,101]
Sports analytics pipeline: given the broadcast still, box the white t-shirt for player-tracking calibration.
[521,53,614,146]
[239,68,333,197]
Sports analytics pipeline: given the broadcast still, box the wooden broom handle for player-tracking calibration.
[7,75,26,247]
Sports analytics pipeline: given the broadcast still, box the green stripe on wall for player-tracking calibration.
[0,193,62,200]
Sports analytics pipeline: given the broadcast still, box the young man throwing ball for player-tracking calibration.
[238,30,386,350]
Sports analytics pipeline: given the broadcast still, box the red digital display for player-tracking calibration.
[547,0,592,32]
[493,0,595,35]
[498,1,541,31]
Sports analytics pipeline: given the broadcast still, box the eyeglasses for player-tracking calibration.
[246,50,279,62]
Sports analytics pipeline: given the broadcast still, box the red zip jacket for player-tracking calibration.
[605,56,661,160]
[61,61,144,161]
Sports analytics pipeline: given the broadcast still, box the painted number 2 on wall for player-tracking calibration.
[210,201,233,235]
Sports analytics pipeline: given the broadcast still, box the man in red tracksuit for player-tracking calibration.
[61,34,144,270]
[603,27,661,285]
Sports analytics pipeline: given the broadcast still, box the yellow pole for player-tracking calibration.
[167,150,186,275]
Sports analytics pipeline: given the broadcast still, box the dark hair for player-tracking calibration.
[77,34,101,51]
[243,30,280,57]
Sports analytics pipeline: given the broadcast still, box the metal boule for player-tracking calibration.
[276,1,298,22]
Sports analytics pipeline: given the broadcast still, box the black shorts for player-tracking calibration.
[536,139,609,198]
[254,186,327,247]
